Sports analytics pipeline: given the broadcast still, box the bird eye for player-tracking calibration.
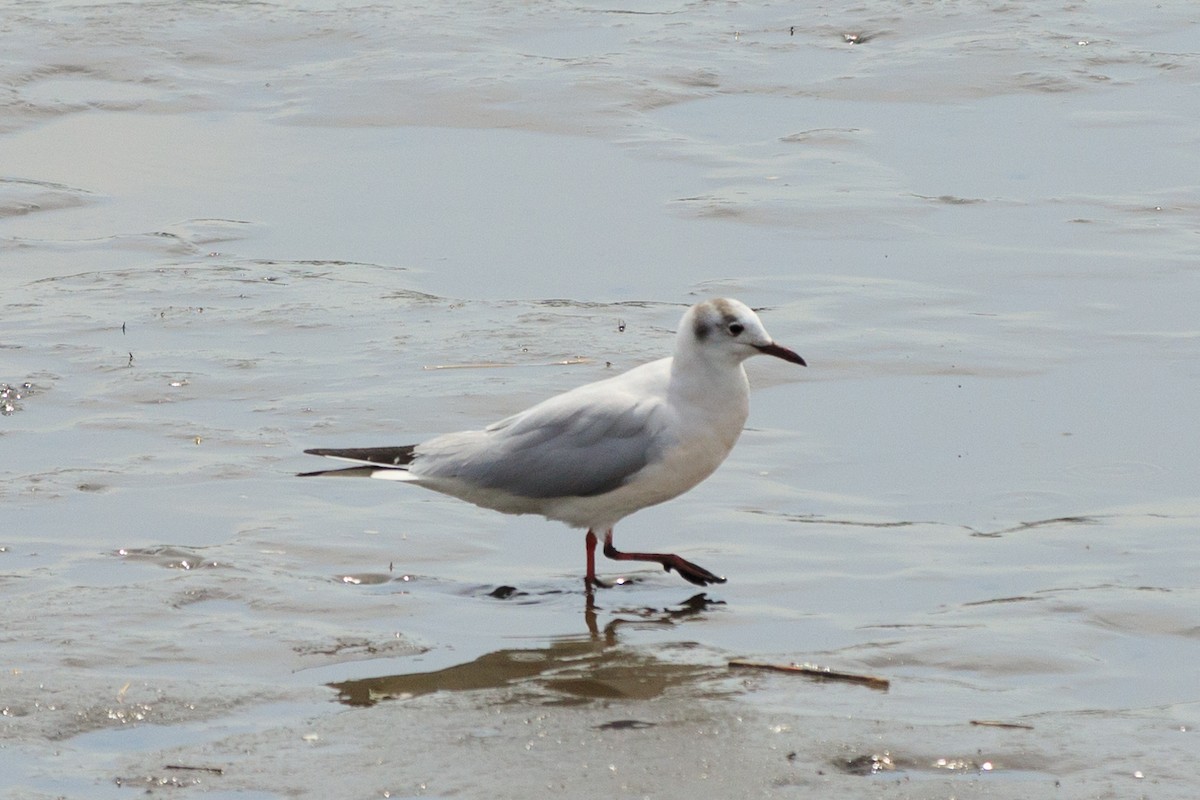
[728,323,744,336]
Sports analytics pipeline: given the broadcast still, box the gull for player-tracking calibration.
[300,298,805,588]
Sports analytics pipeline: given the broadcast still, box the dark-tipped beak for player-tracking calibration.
[754,342,807,366]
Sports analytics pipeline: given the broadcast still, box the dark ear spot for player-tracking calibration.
[692,317,710,341]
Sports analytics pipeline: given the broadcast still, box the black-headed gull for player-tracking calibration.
[301,298,805,587]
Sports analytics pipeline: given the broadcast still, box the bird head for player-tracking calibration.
[679,298,806,367]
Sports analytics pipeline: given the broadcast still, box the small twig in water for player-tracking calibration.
[970,719,1034,730]
[729,659,890,690]
[165,764,225,775]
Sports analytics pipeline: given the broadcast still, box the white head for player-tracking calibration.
[676,298,806,367]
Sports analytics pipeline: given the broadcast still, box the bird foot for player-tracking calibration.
[601,541,726,587]
[660,554,727,587]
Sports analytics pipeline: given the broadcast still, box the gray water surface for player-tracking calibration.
[3,1,1198,797]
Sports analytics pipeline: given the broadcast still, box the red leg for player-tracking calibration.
[585,529,597,583]
[584,529,611,589]
[602,529,726,586]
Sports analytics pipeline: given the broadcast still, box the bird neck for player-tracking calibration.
[668,351,751,417]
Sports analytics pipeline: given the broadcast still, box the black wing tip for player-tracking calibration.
[297,468,327,477]
[303,444,416,459]
[297,465,387,478]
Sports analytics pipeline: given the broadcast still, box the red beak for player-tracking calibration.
[754,342,806,366]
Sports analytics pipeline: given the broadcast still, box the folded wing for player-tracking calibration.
[413,389,672,500]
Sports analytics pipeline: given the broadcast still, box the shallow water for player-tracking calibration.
[3,1,1199,798]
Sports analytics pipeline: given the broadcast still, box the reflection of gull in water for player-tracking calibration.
[328,594,724,707]
[301,299,805,588]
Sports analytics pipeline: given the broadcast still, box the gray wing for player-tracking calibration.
[412,393,671,500]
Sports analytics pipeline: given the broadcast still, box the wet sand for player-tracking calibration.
[3,1,1199,797]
